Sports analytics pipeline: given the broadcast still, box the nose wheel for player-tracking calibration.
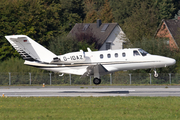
[93,78,101,85]
[153,69,158,77]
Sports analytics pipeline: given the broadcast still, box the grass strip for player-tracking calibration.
[0,97,180,120]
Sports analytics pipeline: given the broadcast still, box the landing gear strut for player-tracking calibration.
[153,69,158,77]
[93,78,101,85]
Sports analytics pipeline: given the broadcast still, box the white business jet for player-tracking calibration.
[5,35,176,85]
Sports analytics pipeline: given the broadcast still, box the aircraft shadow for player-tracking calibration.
[59,91,129,94]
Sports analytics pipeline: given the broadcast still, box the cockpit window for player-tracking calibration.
[138,49,148,56]
[133,50,140,56]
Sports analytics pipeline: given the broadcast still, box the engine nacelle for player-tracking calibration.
[57,50,85,63]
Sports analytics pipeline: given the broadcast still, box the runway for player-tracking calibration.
[0,86,180,97]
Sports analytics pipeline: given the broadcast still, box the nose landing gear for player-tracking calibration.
[153,69,158,77]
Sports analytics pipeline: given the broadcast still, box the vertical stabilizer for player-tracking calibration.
[5,35,56,63]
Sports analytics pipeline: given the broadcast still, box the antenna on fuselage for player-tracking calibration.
[87,48,92,52]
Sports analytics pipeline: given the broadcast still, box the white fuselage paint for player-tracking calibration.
[24,48,176,76]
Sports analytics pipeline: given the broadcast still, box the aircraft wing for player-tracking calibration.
[81,63,108,77]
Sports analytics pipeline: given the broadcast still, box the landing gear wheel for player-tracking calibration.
[153,69,158,77]
[154,73,158,77]
[93,78,101,85]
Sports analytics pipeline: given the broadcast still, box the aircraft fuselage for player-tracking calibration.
[24,48,176,76]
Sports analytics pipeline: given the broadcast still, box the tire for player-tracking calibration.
[154,73,158,77]
[93,78,101,85]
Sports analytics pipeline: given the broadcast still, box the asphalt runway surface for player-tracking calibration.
[0,86,180,97]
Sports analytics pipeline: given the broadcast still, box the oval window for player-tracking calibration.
[107,54,111,58]
[115,53,118,58]
[122,52,126,57]
[100,54,103,59]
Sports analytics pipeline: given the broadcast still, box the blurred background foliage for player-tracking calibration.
[0,0,180,75]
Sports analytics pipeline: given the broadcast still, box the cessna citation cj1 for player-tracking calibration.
[5,35,176,85]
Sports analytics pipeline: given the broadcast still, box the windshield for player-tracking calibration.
[138,49,149,56]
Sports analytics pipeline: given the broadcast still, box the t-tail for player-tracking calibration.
[5,35,57,63]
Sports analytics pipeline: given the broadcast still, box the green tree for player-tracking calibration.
[110,0,175,25]
[123,1,158,43]
[0,0,62,45]
[99,0,114,23]
[60,0,85,31]
[172,0,180,15]
[84,10,98,23]
[0,45,19,61]
[83,0,98,23]
[110,0,140,25]
[0,0,84,61]
[0,0,63,61]
[153,0,175,21]
[84,0,114,23]
[91,0,105,11]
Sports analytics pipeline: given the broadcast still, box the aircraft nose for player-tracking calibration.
[164,57,176,66]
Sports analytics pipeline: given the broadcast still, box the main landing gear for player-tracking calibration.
[93,78,101,85]
[93,64,102,85]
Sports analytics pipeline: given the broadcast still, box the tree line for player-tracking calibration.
[0,0,179,73]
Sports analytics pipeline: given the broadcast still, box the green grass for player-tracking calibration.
[0,97,180,120]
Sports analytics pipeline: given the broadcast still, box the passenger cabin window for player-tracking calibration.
[138,49,148,56]
[115,53,118,58]
[133,50,140,56]
[107,54,111,58]
[100,54,103,59]
[122,52,126,57]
